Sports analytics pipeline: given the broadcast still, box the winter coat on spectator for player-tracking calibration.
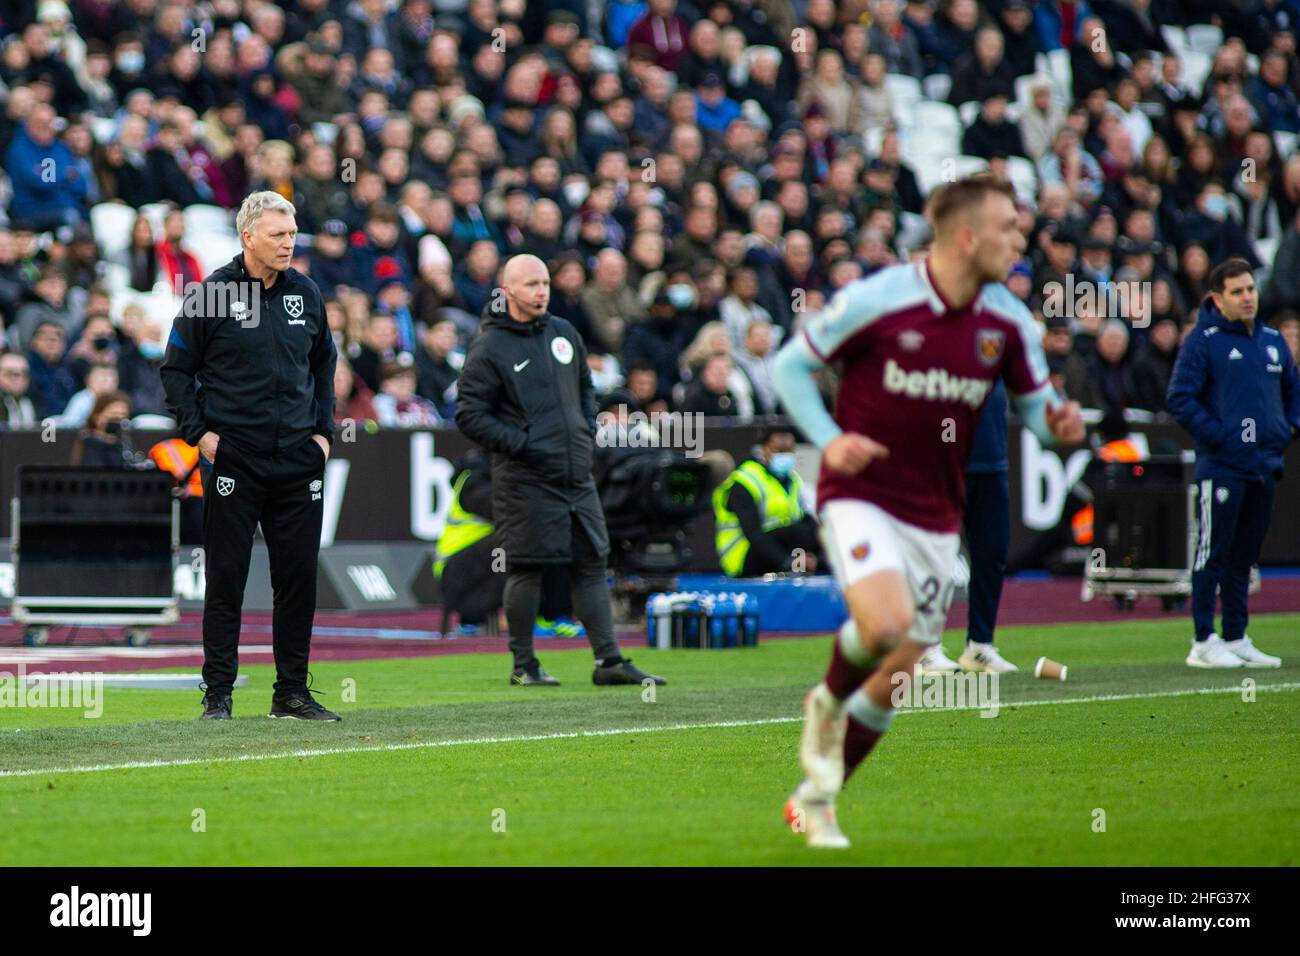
[5,127,89,227]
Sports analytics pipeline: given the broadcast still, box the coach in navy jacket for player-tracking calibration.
[1166,259,1299,668]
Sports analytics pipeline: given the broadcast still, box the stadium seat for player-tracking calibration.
[922,73,951,103]
[99,261,133,297]
[885,73,923,122]
[1006,156,1039,205]
[183,204,236,239]
[862,125,885,157]
[90,202,137,258]
[1045,49,1072,102]
[896,210,931,253]
[913,100,962,137]
[958,100,980,127]
[1254,236,1280,272]
[138,202,172,235]
[1161,25,1188,54]
[902,128,961,168]
[191,232,241,276]
[1016,72,1063,112]
[1181,51,1213,97]
[1275,131,1297,160]
[913,155,989,196]
[1186,24,1223,56]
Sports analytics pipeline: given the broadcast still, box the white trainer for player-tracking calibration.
[1223,635,1281,668]
[916,644,961,673]
[959,641,1020,673]
[798,683,847,796]
[785,780,851,849]
[1185,634,1245,668]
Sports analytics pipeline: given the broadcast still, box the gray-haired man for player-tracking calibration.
[161,191,339,721]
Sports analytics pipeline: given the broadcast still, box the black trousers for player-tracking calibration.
[740,518,824,576]
[441,537,506,625]
[503,522,619,672]
[962,471,1010,645]
[199,437,326,696]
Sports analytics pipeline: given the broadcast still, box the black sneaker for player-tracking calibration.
[510,665,561,686]
[593,658,666,686]
[269,690,342,721]
[201,690,232,720]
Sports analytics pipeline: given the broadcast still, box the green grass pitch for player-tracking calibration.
[1,615,1297,866]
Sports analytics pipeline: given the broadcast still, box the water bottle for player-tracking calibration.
[706,594,727,648]
[671,597,704,648]
[738,593,760,647]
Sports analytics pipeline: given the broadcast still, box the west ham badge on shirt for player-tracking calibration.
[976,329,1005,367]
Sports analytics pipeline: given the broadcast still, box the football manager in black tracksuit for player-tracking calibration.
[455,253,665,687]
[161,191,340,720]
[1168,257,1298,670]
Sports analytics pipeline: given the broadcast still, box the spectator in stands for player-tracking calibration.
[65,312,118,385]
[56,359,120,428]
[1020,76,1066,163]
[308,219,359,297]
[351,202,415,297]
[0,352,37,429]
[950,27,1018,106]
[1274,311,1300,362]
[1079,318,1137,414]
[374,361,441,427]
[626,0,690,71]
[963,93,1030,159]
[69,390,132,467]
[624,360,668,415]
[25,320,75,417]
[115,308,167,417]
[333,353,377,427]
[155,206,205,295]
[1179,243,1213,308]
[14,266,75,352]
[681,352,748,419]
[1249,51,1300,135]
[1132,315,1181,412]
[734,320,781,416]
[622,290,694,406]
[1179,183,1262,269]
[798,49,867,137]
[1039,126,1105,206]
[580,249,642,355]
[1035,0,1091,54]
[868,0,924,79]
[6,102,88,231]
[415,317,463,421]
[349,312,403,394]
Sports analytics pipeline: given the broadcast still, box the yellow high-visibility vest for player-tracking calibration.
[713,459,804,577]
[433,470,493,578]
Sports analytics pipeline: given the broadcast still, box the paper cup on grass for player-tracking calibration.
[1035,656,1067,681]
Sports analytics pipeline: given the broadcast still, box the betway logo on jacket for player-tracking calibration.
[883,358,992,407]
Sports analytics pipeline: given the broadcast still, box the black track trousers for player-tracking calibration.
[199,436,326,697]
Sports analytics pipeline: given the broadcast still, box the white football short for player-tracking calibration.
[818,498,961,646]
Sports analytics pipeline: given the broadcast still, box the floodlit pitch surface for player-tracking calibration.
[1,616,1296,866]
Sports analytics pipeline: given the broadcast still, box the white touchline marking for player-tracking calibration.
[1,682,1296,779]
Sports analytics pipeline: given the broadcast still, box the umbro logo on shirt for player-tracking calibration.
[1229,348,1243,359]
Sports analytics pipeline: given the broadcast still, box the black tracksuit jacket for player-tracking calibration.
[160,254,336,456]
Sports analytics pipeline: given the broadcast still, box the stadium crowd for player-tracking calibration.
[1,0,1300,442]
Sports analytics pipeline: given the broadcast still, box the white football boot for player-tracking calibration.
[785,779,851,850]
[959,641,1020,673]
[798,683,847,796]
[1185,634,1245,668]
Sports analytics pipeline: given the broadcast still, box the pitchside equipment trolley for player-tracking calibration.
[11,467,179,646]
[1080,449,1259,609]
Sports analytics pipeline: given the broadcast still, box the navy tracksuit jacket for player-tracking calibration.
[1167,300,1300,640]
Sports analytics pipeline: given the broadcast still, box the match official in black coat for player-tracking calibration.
[455,254,665,687]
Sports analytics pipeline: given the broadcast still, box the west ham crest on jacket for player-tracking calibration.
[284,295,304,319]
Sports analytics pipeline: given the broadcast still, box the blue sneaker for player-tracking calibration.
[553,617,587,638]
[534,617,558,638]
[449,623,480,638]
